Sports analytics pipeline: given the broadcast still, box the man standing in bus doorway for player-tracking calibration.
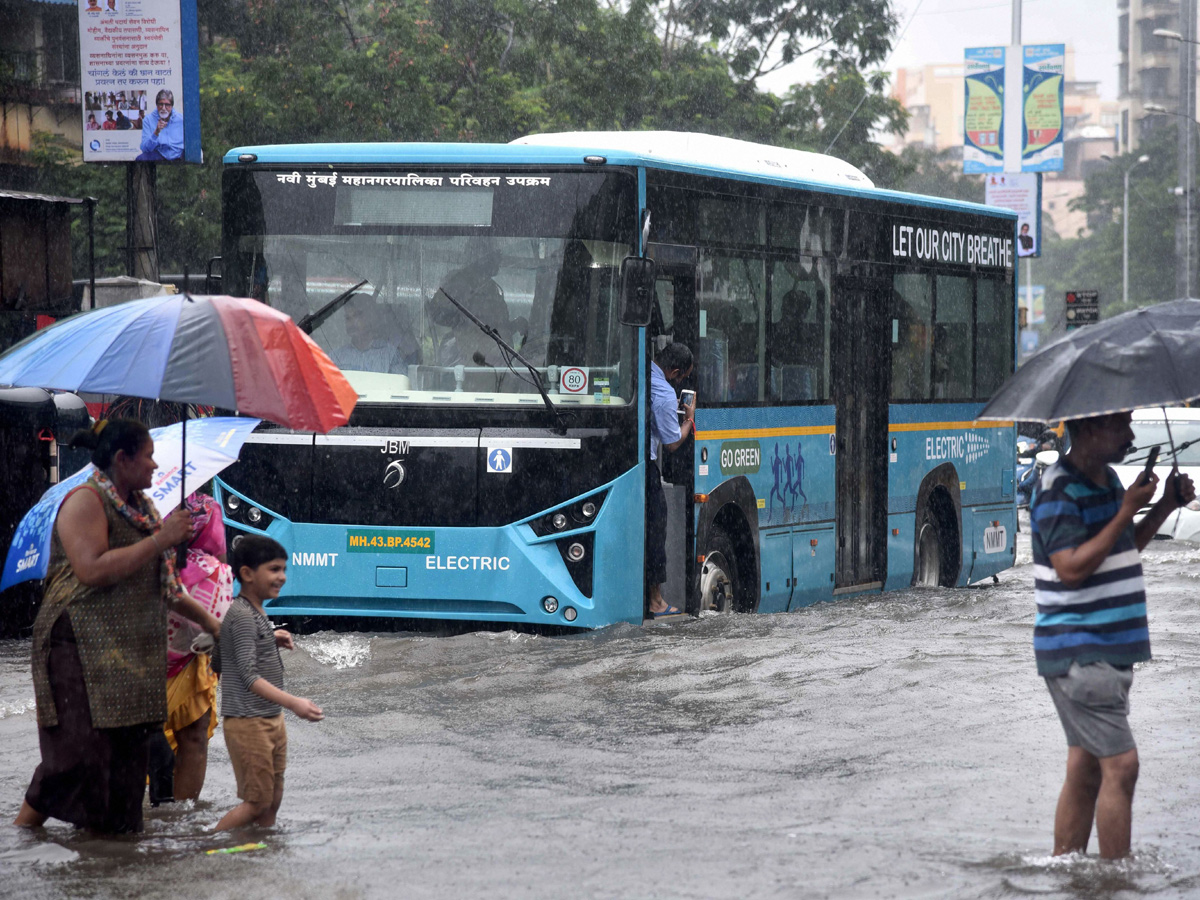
[1031,412,1194,859]
[648,342,696,617]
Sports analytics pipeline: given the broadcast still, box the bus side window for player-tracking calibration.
[698,251,765,404]
[975,276,1013,397]
[891,273,933,401]
[768,257,830,402]
[932,275,974,400]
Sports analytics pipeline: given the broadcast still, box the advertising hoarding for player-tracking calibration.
[79,0,201,163]
[1021,44,1065,173]
[963,46,1005,174]
[964,43,1064,174]
[984,172,1042,258]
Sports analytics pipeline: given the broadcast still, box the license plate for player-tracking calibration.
[983,525,1007,554]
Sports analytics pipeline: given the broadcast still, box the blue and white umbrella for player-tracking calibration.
[0,416,260,592]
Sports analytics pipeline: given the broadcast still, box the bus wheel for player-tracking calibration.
[915,510,942,587]
[699,528,740,614]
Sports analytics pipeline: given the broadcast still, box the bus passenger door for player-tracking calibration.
[648,243,698,615]
[830,270,890,594]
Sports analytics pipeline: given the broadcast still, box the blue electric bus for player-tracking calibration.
[216,131,1018,627]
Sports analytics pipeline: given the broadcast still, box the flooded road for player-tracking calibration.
[4,531,1200,899]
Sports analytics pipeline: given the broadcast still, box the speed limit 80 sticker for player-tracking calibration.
[560,366,589,394]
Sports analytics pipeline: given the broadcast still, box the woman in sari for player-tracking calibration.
[162,493,232,800]
[14,419,221,833]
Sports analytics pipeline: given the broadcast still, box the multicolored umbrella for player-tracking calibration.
[0,294,357,432]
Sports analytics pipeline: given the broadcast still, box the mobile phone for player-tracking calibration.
[678,389,696,415]
[1137,445,1160,486]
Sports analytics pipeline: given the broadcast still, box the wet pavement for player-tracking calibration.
[4,529,1200,899]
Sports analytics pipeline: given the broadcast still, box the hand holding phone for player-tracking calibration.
[1137,445,1160,487]
[678,388,696,417]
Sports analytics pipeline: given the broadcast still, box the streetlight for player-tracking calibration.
[1101,153,1151,307]
[1145,102,1197,296]
[1150,26,1197,297]
[1153,29,1197,44]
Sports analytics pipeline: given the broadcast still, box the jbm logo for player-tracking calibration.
[15,544,40,574]
[926,431,991,464]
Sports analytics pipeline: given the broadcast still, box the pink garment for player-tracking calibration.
[166,495,233,678]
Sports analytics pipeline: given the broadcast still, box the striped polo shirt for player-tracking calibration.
[1030,458,1150,677]
[216,596,285,718]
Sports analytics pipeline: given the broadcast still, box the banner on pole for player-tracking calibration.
[964,47,1005,174]
[985,172,1042,258]
[1021,44,1065,173]
[79,0,202,164]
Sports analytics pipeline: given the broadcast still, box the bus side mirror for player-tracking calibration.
[618,256,656,326]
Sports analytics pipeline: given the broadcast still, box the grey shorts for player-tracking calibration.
[1045,661,1136,758]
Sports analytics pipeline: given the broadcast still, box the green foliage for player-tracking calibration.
[876,145,983,204]
[24,0,911,279]
[1036,124,1183,332]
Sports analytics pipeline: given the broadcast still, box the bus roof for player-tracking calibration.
[224,131,1013,219]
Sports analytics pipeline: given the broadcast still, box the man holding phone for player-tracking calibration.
[647,342,695,617]
[1030,411,1195,859]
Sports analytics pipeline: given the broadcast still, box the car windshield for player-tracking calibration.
[223,168,637,406]
[1130,418,1200,466]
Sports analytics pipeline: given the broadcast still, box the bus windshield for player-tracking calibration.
[222,168,638,405]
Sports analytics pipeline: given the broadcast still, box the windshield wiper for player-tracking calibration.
[296,278,370,334]
[438,288,568,436]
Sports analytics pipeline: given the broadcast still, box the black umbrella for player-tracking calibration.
[978,298,1200,424]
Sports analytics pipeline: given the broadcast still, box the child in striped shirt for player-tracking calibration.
[214,535,323,831]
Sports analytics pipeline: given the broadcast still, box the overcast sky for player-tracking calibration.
[761,0,1121,100]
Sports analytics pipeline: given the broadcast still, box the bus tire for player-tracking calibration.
[699,527,741,614]
[915,508,942,587]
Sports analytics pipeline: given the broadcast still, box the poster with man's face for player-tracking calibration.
[78,0,200,163]
[985,173,1041,258]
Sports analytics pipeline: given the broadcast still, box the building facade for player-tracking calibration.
[0,0,81,185]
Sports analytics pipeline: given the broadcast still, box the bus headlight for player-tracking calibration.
[552,513,568,530]
[563,607,577,622]
[247,506,264,525]
[581,501,597,519]
[226,494,241,512]
[567,542,586,562]
[542,596,559,614]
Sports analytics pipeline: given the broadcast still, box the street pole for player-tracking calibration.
[1102,153,1149,309]
[126,162,159,283]
[1124,166,1130,306]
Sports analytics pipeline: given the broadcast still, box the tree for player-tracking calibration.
[653,0,896,95]
[1038,123,1182,329]
[21,0,911,278]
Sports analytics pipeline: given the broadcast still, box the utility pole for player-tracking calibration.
[126,162,159,283]
[1176,0,1197,298]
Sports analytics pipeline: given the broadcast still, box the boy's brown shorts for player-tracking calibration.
[223,713,287,805]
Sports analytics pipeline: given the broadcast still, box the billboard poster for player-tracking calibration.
[1027,284,1045,325]
[1021,44,1065,172]
[984,172,1042,258]
[963,47,1005,174]
[79,0,201,163]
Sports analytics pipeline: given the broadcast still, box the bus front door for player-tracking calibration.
[830,271,890,594]
[649,243,698,616]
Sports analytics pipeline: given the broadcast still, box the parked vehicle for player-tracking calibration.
[1016,428,1062,507]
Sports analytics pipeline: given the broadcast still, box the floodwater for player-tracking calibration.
[4,530,1200,899]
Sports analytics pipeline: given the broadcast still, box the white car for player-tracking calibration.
[1112,408,1200,542]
